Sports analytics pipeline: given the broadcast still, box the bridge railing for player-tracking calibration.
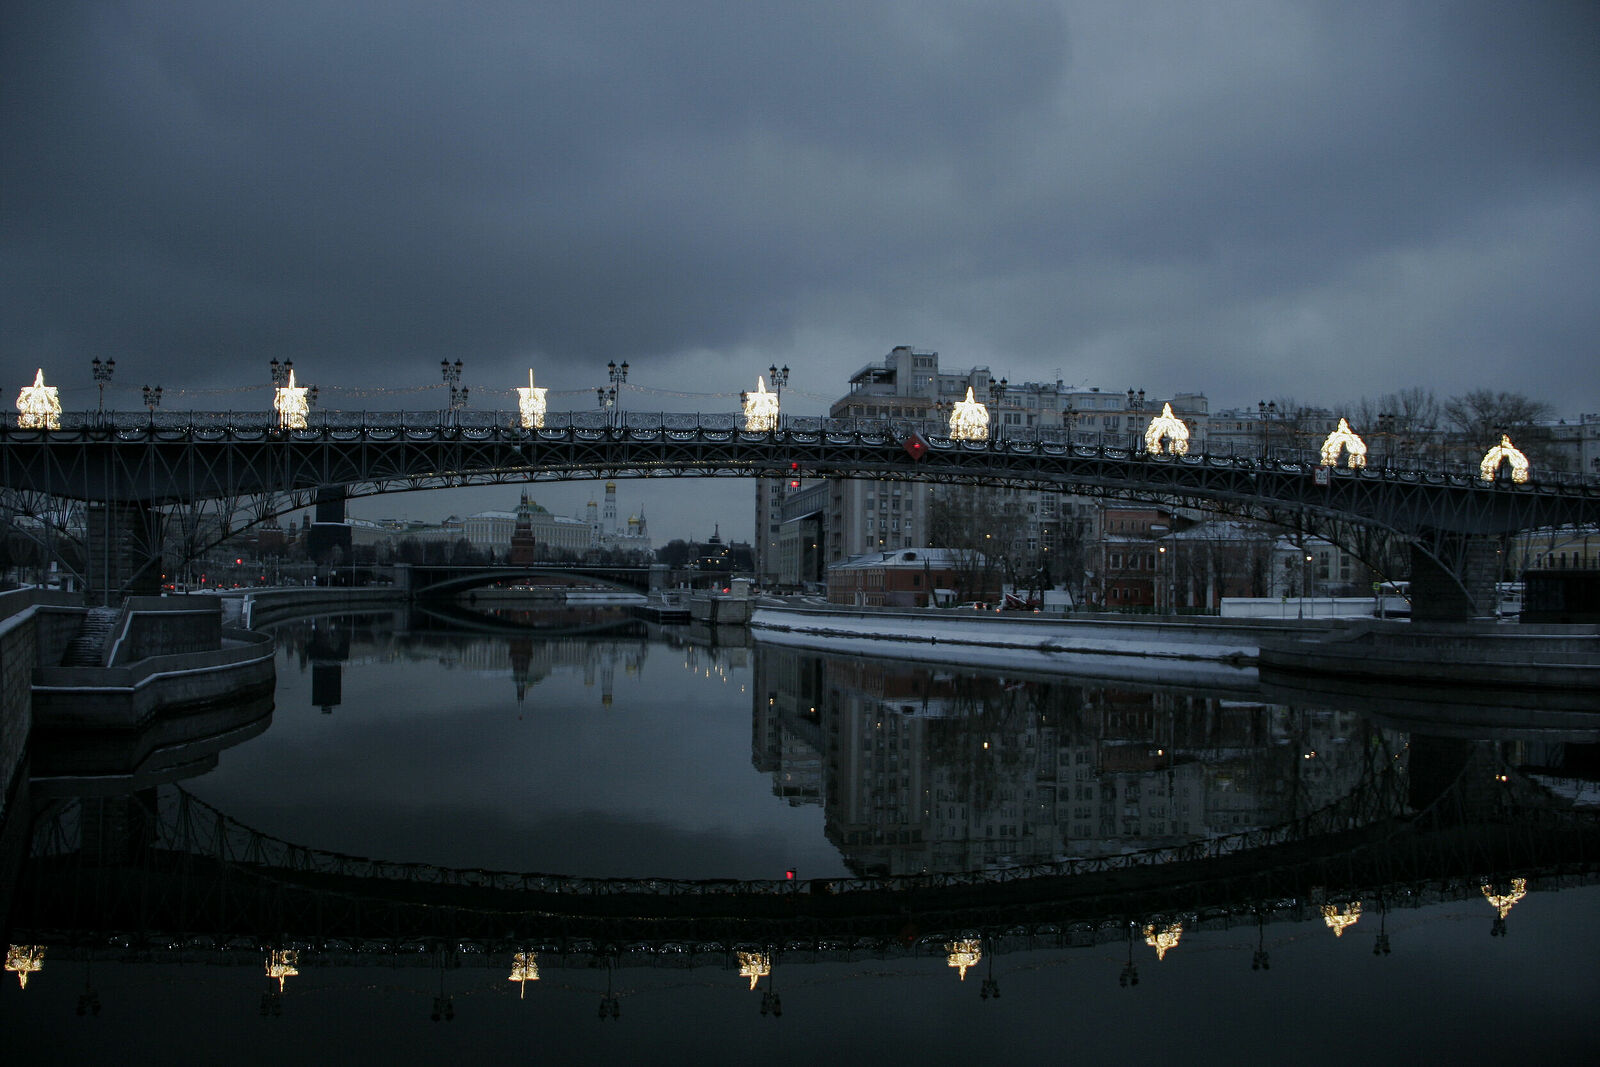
[8,410,1599,488]
[124,767,1416,900]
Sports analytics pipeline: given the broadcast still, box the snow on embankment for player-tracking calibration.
[750,606,1262,688]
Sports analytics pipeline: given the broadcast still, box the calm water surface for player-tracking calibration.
[4,607,1597,1065]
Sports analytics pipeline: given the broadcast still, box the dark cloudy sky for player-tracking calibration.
[4,1,1597,540]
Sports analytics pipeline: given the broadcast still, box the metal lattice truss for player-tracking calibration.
[3,411,1597,568]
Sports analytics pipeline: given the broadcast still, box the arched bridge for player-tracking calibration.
[394,562,665,598]
[3,410,1597,611]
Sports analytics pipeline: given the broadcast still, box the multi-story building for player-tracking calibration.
[800,346,1207,600]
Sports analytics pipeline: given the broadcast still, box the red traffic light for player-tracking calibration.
[785,868,796,880]
[789,479,800,489]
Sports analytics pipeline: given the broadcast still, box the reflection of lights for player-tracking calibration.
[6,944,44,988]
[266,948,299,992]
[1482,877,1527,919]
[1320,418,1368,468]
[509,952,540,997]
[274,369,310,429]
[737,951,771,990]
[1143,403,1189,456]
[1480,435,1530,483]
[948,387,989,441]
[1143,923,1183,960]
[16,370,61,430]
[517,370,547,429]
[1321,902,1362,937]
[946,939,981,980]
[742,376,779,432]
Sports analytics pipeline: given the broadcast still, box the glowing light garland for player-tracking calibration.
[945,939,981,980]
[509,952,540,997]
[741,376,779,432]
[516,370,547,429]
[273,369,310,429]
[266,948,299,992]
[1482,877,1527,919]
[1321,902,1362,937]
[948,386,990,441]
[6,944,44,988]
[16,369,61,430]
[737,951,771,990]
[1143,403,1189,456]
[1143,922,1183,960]
[1480,435,1530,484]
[1320,418,1368,468]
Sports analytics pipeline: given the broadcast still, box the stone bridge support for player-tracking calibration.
[86,501,163,604]
[1410,531,1502,621]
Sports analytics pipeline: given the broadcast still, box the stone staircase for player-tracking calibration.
[60,608,122,667]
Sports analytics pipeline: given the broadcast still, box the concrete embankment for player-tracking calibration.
[749,604,1330,688]
[233,586,408,628]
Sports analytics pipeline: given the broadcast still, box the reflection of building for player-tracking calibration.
[754,645,1401,878]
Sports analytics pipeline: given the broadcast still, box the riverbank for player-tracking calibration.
[748,603,1313,687]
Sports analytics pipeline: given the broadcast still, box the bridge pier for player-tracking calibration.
[1410,532,1502,621]
[86,501,163,604]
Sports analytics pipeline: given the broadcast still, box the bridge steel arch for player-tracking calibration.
[3,413,1598,609]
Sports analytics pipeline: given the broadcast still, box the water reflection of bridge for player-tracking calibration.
[11,742,1595,964]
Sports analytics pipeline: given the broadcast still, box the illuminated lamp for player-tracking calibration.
[742,376,780,432]
[5,944,44,988]
[1143,922,1183,960]
[16,369,61,430]
[266,948,299,992]
[1482,877,1526,920]
[509,952,540,997]
[1321,902,1362,937]
[1319,418,1368,468]
[948,386,990,441]
[1480,435,1530,484]
[273,369,310,430]
[737,950,771,990]
[1143,403,1190,456]
[945,939,981,980]
[517,370,547,429]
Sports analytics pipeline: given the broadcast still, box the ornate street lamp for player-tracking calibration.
[269,358,293,387]
[767,363,790,400]
[441,359,468,424]
[143,384,162,426]
[91,357,115,421]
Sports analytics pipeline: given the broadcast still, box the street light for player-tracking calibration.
[767,364,789,399]
[440,359,467,424]
[1157,544,1167,614]
[269,358,293,387]
[142,384,162,427]
[91,357,115,421]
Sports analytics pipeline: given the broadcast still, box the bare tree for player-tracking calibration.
[926,485,1026,602]
[1444,389,1555,464]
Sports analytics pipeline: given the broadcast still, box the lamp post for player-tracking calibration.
[91,357,115,423]
[987,377,1007,439]
[1258,400,1278,461]
[1157,544,1167,614]
[269,358,293,388]
[440,359,467,425]
[142,384,162,427]
[601,360,629,427]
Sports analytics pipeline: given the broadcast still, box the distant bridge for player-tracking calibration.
[394,563,666,598]
[3,410,1597,614]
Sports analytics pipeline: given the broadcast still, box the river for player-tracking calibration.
[3,606,1597,1065]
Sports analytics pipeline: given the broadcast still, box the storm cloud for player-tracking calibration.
[4,1,1597,535]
